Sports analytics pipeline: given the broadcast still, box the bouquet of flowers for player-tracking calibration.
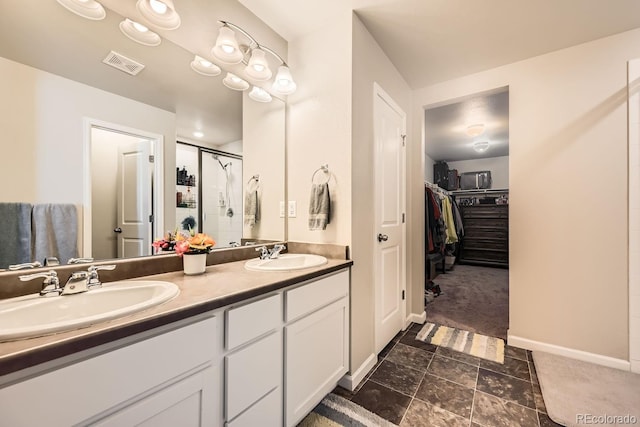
[153,229,215,256]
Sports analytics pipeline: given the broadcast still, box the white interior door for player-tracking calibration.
[373,83,407,354]
[116,140,152,258]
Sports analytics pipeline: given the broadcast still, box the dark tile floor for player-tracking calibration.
[333,323,564,427]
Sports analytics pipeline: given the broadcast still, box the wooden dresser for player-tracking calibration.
[459,204,509,267]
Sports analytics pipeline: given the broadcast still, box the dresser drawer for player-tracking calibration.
[226,294,281,351]
[226,331,282,421]
[464,227,508,240]
[463,237,508,251]
[285,270,349,322]
[462,205,508,219]
[460,248,509,263]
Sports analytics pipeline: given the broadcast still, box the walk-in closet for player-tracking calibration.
[424,87,510,340]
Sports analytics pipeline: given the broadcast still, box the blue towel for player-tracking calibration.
[32,204,79,264]
[0,203,32,269]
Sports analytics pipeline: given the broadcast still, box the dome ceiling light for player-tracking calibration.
[473,141,490,153]
[190,55,221,76]
[136,0,181,30]
[248,86,272,103]
[56,0,106,20]
[222,73,249,91]
[465,123,485,137]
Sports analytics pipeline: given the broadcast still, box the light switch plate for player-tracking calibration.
[279,201,285,218]
[288,201,297,217]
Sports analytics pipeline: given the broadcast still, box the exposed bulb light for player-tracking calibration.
[248,86,272,103]
[222,73,249,91]
[466,123,485,137]
[56,0,106,20]
[190,55,221,76]
[473,141,490,153]
[212,26,244,64]
[119,18,161,46]
[245,49,272,81]
[271,65,297,95]
[193,131,204,138]
[136,0,181,30]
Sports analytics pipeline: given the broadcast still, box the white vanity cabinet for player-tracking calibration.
[284,270,350,427]
[0,314,219,427]
[224,294,283,427]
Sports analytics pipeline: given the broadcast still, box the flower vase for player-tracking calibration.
[183,253,207,275]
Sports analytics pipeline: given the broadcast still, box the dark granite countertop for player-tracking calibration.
[0,257,352,378]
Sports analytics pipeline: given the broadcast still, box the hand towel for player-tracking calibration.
[32,204,79,264]
[0,203,32,269]
[309,183,331,231]
[244,188,259,227]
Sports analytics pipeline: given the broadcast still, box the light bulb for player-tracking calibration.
[149,0,167,14]
[132,21,149,32]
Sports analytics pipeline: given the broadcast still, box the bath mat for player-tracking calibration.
[298,393,397,426]
[416,322,504,364]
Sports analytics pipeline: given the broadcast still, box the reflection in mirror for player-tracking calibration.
[0,0,287,268]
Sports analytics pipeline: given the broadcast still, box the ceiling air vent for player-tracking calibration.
[102,51,145,76]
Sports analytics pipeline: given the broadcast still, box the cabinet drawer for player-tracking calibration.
[462,206,508,219]
[285,270,349,322]
[460,248,509,263]
[463,238,508,251]
[226,331,282,421]
[226,294,281,350]
[464,227,508,240]
[226,387,281,427]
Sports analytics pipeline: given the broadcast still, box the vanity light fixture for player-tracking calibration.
[136,0,181,30]
[473,141,490,153]
[248,86,272,103]
[119,18,161,46]
[190,55,221,76]
[56,0,106,20]
[222,73,249,91]
[212,21,297,96]
[466,123,485,137]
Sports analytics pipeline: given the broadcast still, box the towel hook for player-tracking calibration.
[247,174,260,185]
[311,164,330,185]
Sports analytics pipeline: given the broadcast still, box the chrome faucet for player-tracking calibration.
[256,245,270,260]
[19,270,62,296]
[269,244,286,259]
[62,264,116,295]
[9,261,42,271]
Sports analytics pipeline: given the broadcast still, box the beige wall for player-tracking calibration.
[447,156,510,189]
[0,56,177,235]
[414,28,640,360]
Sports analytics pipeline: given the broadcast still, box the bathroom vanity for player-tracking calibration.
[0,257,352,427]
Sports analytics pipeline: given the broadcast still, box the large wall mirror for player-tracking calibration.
[0,0,287,268]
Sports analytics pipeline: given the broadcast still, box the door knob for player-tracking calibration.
[114,227,122,233]
[377,233,388,242]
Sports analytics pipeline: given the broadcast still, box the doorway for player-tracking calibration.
[423,86,510,340]
[84,120,164,260]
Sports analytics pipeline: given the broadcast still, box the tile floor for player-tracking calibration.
[333,323,563,427]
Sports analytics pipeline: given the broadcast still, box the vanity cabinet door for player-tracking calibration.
[284,297,349,427]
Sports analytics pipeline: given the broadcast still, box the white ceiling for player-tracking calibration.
[240,0,640,160]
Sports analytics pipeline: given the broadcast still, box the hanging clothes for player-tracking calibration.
[441,196,458,244]
[425,187,446,254]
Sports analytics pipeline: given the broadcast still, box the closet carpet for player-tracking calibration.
[427,264,509,340]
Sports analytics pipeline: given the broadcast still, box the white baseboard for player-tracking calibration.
[405,311,426,329]
[338,353,377,391]
[508,333,631,371]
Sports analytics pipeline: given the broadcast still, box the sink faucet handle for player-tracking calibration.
[8,261,42,270]
[255,245,269,259]
[87,264,116,289]
[19,270,61,296]
[268,244,286,259]
[68,257,94,264]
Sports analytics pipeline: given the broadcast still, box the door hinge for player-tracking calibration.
[402,290,406,300]
[402,213,405,223]
[149,214,154,223]
[148,155,155,163]
[401,134,406,147]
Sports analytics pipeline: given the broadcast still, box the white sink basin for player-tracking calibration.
[245,254,328,271]
[0,280,179,342]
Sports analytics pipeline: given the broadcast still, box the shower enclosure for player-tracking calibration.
[176,142,243,248]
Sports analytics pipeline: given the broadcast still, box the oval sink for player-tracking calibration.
[245,254,328,271]
[0,280,179,342]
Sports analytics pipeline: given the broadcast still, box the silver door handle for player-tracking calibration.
[114,227,122,233]
[377,233,388,242]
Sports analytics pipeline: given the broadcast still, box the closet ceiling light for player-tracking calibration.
[222,73,249,91]
[271,65,297,95]
[248,86,272,103]
[190,55,221,76]
[193,131,204,138]
[245,49,272,81]
[212,26,244,64]
[119,19,161,46]
[136,0,181,30]
[466,123,485,137]
[473,141,490,153]
[56,0,106,20]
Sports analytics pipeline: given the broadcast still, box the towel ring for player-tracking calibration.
[246,174,260,192]
[311,165,330,185]
[247,174,259,185]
